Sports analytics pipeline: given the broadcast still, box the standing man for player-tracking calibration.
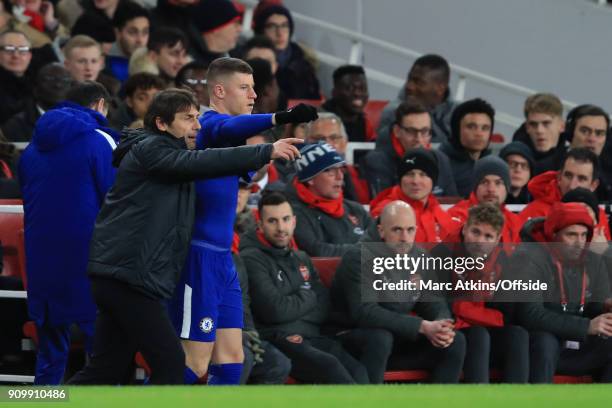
[68,88,302,385]
[168,57,318,385]
[19,82,117,385]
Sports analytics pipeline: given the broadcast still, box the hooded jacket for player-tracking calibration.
[239,229,330,340]
[447,193,521,243]
[87,128,274,300]
[330,224,451,340]
[513,218,609,341]
[519,171,611,239]
[19,104,118,326]
[512,123,566,175]
[285,178,372,257]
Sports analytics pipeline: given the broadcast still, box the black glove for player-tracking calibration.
[275,103,318,125]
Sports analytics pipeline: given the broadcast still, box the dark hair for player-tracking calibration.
[566,104,610,141]
[65,81,110,108]
[412,54,450,84]
[258,191,291,215]
[71,12,115,43]
[147,27,188,53]
[450,98,495,144]
[247,58,274,97]
[332,65,365,85]
[124,73,166,98]
[175,61,210,86]
[394,101,430,125]
[563,147,600,181]
[466,203,505,233]
[206,57,253,85]
[112,1,150,30]
[143,88,198,132]
[253,4,294,36]
[243,35,275,55]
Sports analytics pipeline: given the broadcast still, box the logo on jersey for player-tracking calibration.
[199,317,214,333]
[299,264,310,281]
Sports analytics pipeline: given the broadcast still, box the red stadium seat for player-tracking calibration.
[287,99,324,109]
[490,133,505,143]
[311,257,341,288]
[0,208,25,279]
[383,370,429,382]
[364,100,389,132]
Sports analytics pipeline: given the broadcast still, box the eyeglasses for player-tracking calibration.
[577,126,607,138]
[397,124,431,138]
[0,45,31,55]
[507,160,529,171]
[184,78,207,86]
[264,22,290,32]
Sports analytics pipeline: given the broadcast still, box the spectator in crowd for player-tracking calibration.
[1,63,73,142]
[0,135,20,198]
[286,143,372,257]
[146,27,189,83]
[0,0,55,48]
[253,4,321,100]
[499,142,535,205]
[512,93,566,175]
[19,81,118,385]
[242,36,278,74]
[70,0,123,49]
[192,0,242,62]
[248,58,279,114]
[70,11,116,55]
[0,30,34,125]
[322,65,375,142]
[519,148,610,239]
[175,61,209,110]
[68,89,299,385]
[363,101,458,197]
[432,204,529,383]
[369,148,456,244]
[514,202,612,383]
[109,72,165,130]
[440,98,494,197]
[565,104,612,201]
[331,200,466,383]
[63,35,105,82]
[241,192,374,384]
[149,0,202,62]
[377,54,457,146]
[305,112,370,203]
[106,1,150,82]
[448,156,521,243]
[7,0,67,39]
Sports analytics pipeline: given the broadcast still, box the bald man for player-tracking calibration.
[330,200,466,383]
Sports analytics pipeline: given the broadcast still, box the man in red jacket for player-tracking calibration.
[432,204,529,383]
[519,147,610,239]
[369,147,456,244]
[448,156,521,243]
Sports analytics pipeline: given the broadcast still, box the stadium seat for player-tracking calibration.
[490,133,505,143]
[363,100,389,132]
[287,99,324,109]
[311,257,341,287]
[0,209,25,279]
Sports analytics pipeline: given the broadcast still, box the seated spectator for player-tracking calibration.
[322,65,375,142]
[150,0,204,62]
[369,148,456,243]
[377,54,457,146]
[560,187,609,252]
[331,201,466,383]
[432,204,529,383]
[1,63,73,142]
[512,93,566,175]
[242,36,278,74]
[519,148,610,239]
[192,0,242,62]
[0,30,34,125]
[565,104,612,201]
[247,58,279,114]
[70,12,115,55]
[175,61,210,110]
[448,156,521,243]
[440,98,494,197]
[286,143,372,257]
[8,0,67,39]
[106,1,150,82]
[241,192,375,384]
[499,142,535,205]
[363,101,457,197]
[0,1,55,48]
[305,112,369,203]
[108,72,165,130]
[63,35,106,82]
[253,4,320,99]
[146,27,189,83]
[513,202,612,383]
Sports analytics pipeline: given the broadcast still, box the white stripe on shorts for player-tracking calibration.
[180,284,193,338]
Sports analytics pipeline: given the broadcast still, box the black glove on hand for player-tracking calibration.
[275,103,319,125]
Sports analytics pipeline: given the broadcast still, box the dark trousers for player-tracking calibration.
[67,278,184,385]
[271,335,369,384]
[388,330,466,383]
[461,325,529,383]
[334,328,393,384]
[240,340,291,384]
[530,331,612,383]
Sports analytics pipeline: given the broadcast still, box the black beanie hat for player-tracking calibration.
[194,0,242,34]
[253,4,294,36]
[499,141,535,173]
[471,156,511,193]
[561,187,600,222]
[450,98,495,147]
[72,13,116,43]
[397,148,439,184]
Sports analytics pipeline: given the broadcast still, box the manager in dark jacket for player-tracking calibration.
[69,89,301,385]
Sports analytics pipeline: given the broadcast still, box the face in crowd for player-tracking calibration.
[263,13,291,51]
[156,104,201,150]
[505,154,530,192]
[306,118,348,156]
[557,158,598,196]
[333,73,369,116]
[394,112,432,150]
[525,112,564,153]
[475,175,507,206]
[259,201,296,249]
[570,115,608,156]
[378,202,417,255]
[0,32,32,77]
[459,113,491,154]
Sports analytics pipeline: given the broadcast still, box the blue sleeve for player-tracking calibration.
[89,134,116,205]
[199,113,274,148]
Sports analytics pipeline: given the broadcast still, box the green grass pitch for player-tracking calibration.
[2,385,611,408]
